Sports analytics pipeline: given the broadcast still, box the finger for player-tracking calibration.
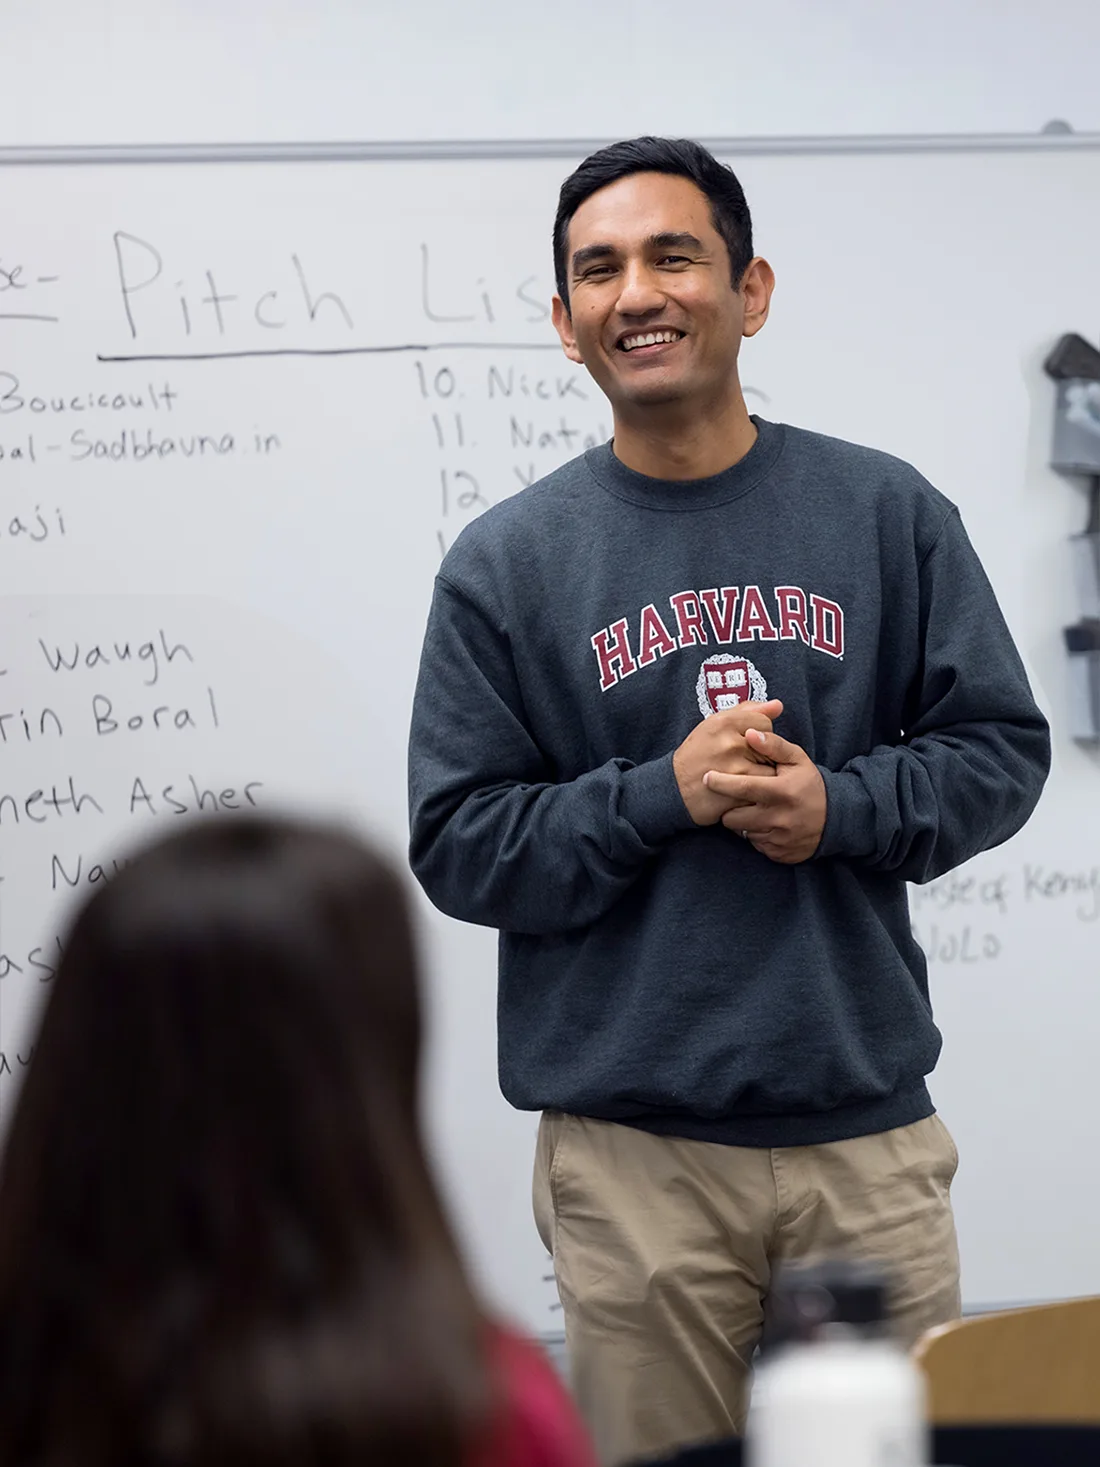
[706,770,782,806]
[737,830,792,862]
[749,697,784,720]
[725,817,776,836]
[714,697,784,724]
[743,829,809,864]
[745,727,804,765]
[720,808,773,835]
[747,831,782,851]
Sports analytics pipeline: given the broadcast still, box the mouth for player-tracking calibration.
[616,328,685,355]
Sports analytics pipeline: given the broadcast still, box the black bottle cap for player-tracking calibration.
[761,1260,893,1353]
[1065,620,1100,654]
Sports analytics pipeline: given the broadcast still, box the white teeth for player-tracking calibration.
[622,329,680,351]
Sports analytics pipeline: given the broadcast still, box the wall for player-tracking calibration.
[1,1,1099,148]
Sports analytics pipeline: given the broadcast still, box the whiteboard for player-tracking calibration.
[1,144,1098,1328]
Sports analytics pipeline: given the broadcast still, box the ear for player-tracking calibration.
[739,257,775,339]
[552,294,585,365]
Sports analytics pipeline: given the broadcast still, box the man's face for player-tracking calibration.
[552,171,771,414]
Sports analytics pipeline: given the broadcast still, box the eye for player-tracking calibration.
[580,264,615,280]
[658,254,691,267]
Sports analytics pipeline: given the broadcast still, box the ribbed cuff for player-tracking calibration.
[813,767,878,860]
[619,753,697,847]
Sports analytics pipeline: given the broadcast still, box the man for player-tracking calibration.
[408,137,1050,1465]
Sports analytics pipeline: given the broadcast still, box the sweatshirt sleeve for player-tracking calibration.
[408,574,695,935]
[814,507,1051,882]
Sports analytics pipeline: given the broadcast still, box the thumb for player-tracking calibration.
[746,726,802,764]
[736,697,783,721]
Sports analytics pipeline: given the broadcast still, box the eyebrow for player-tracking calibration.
[570,232,706,274]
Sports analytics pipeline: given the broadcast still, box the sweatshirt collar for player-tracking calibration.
[584,415,784,511]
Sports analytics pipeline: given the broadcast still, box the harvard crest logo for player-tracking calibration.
[696,653,767,718]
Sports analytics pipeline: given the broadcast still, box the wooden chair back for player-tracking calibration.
[913,1296,1100,1425]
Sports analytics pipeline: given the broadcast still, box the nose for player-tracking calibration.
[615,260,666,317]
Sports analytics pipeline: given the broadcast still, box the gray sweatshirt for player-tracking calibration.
[408,418,1050,1146]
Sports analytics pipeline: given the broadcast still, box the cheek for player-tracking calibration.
[680,284,739,327]
[694,303,743,356]
[571,308,607,354]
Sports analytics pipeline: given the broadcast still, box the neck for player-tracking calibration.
[610,386,758,480]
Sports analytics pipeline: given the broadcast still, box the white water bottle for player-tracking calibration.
[745,1260,928,1467]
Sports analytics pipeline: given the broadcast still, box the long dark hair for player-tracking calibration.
[0,815,490,1467]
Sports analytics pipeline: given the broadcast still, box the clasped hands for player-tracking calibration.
[671,699,827,864]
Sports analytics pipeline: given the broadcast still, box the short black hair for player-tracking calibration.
[553,136,754,310]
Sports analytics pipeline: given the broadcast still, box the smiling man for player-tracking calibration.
[408,138,1050,1465]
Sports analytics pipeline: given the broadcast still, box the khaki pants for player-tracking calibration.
[533,1111,960,1466]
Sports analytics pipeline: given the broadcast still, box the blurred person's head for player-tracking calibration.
[0,815,489,1467]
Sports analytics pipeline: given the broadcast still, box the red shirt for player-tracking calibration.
[472,1327,598,1467]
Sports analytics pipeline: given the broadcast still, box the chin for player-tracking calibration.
[616,380,691,409]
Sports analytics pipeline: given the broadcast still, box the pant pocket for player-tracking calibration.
[930,1112,960,1180]
[533,1110,571,1253]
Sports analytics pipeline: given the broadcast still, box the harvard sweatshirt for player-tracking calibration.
[408,418,1050,1146]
